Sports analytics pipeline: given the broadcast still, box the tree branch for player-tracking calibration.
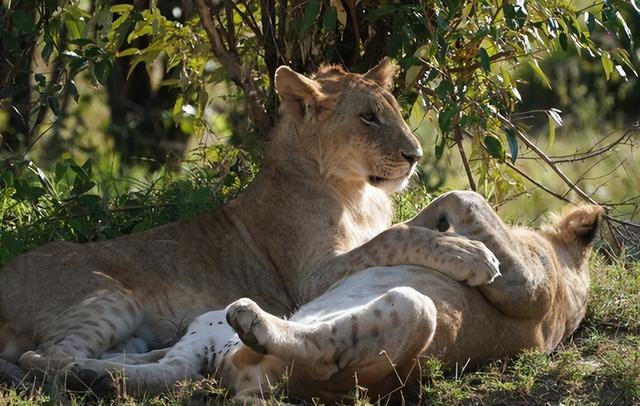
[454,129,476,191]
[194,0,273,137]
[496,112,599,205]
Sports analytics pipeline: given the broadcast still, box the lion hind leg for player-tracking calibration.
[19,289,144,379]
[227,287,437,388]
[66,309,236,396]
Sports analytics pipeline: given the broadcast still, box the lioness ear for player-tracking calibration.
[364,58,398,91]
[275,66,323,117]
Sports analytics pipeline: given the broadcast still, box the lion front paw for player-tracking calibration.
[462,239,501,286]
[438,236,501,286]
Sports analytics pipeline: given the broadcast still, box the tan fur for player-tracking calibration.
[223,192,604,403]
[0,61,500,391]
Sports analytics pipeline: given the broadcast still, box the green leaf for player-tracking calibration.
[34,73,46,86]
[117,48,140,57]
[68,80,79,103]
[300,0,321,34]
[434,79,453,100]
[11,11,37,35]
[438,105,460,135]
[601,52,614,80]
[615,65,627,79]
[547,114,556,149]
[64,17,82,40]
[546,18,559,38]
[585,12,600,33]
[322,6,337,32]
[173,94,184,118]
[127,24,152,43]
[528,60,551,88]
[71,161,95,195]
[94,58,113,85]
[77,194,103,212]
[110,4,134,14]
[41,42,53,62]
[616,11,634,47]
[435,137,445,160]
[631,0,640,13]
[479,48,490,72]
[505,129,518,163]
[405,65,423,86]
[12,178,45,201]
[483,134,505,161]
[54,161,69,182]
[48,97,61,116]
[511,86,522,102]
[559,33,568,51]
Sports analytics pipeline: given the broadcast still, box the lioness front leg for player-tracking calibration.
[227,286,437,399]
[302,225,500,301]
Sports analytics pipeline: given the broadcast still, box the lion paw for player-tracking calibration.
[226,298,269,354]
[439,236,501,286]
[60,361,115,395]
[462,239,501,286]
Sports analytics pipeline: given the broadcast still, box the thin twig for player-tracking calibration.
[456,136,476,190]
[504,161,573,204]
[30,203,178,226]
[231,1,263,39]
[551,130,634,163]
[499,114,598,205]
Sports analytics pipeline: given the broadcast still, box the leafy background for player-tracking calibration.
[0,0,639,403]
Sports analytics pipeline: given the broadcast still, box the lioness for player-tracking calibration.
[0,61,499,388]
[63,193,602,402]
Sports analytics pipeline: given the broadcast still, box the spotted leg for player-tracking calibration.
[63,310,236,396]
[226,286,437,400]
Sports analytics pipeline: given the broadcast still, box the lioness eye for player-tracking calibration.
[360,112,378,125]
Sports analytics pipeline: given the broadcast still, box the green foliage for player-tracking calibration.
[109,4,215,136]
[0,145,255,265]
[398,0,636,201]
[4,0,636,198]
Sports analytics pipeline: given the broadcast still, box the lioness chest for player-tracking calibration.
[334,185,392,253]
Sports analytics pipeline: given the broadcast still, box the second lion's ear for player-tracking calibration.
[275,66,324,117]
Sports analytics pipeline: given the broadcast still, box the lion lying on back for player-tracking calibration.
[73,192,602,402]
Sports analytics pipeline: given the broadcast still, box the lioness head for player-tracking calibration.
[272,59,422,194]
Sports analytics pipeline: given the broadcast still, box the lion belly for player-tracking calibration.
[292,265,543,367]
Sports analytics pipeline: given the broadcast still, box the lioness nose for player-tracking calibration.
[401,149,423,164]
